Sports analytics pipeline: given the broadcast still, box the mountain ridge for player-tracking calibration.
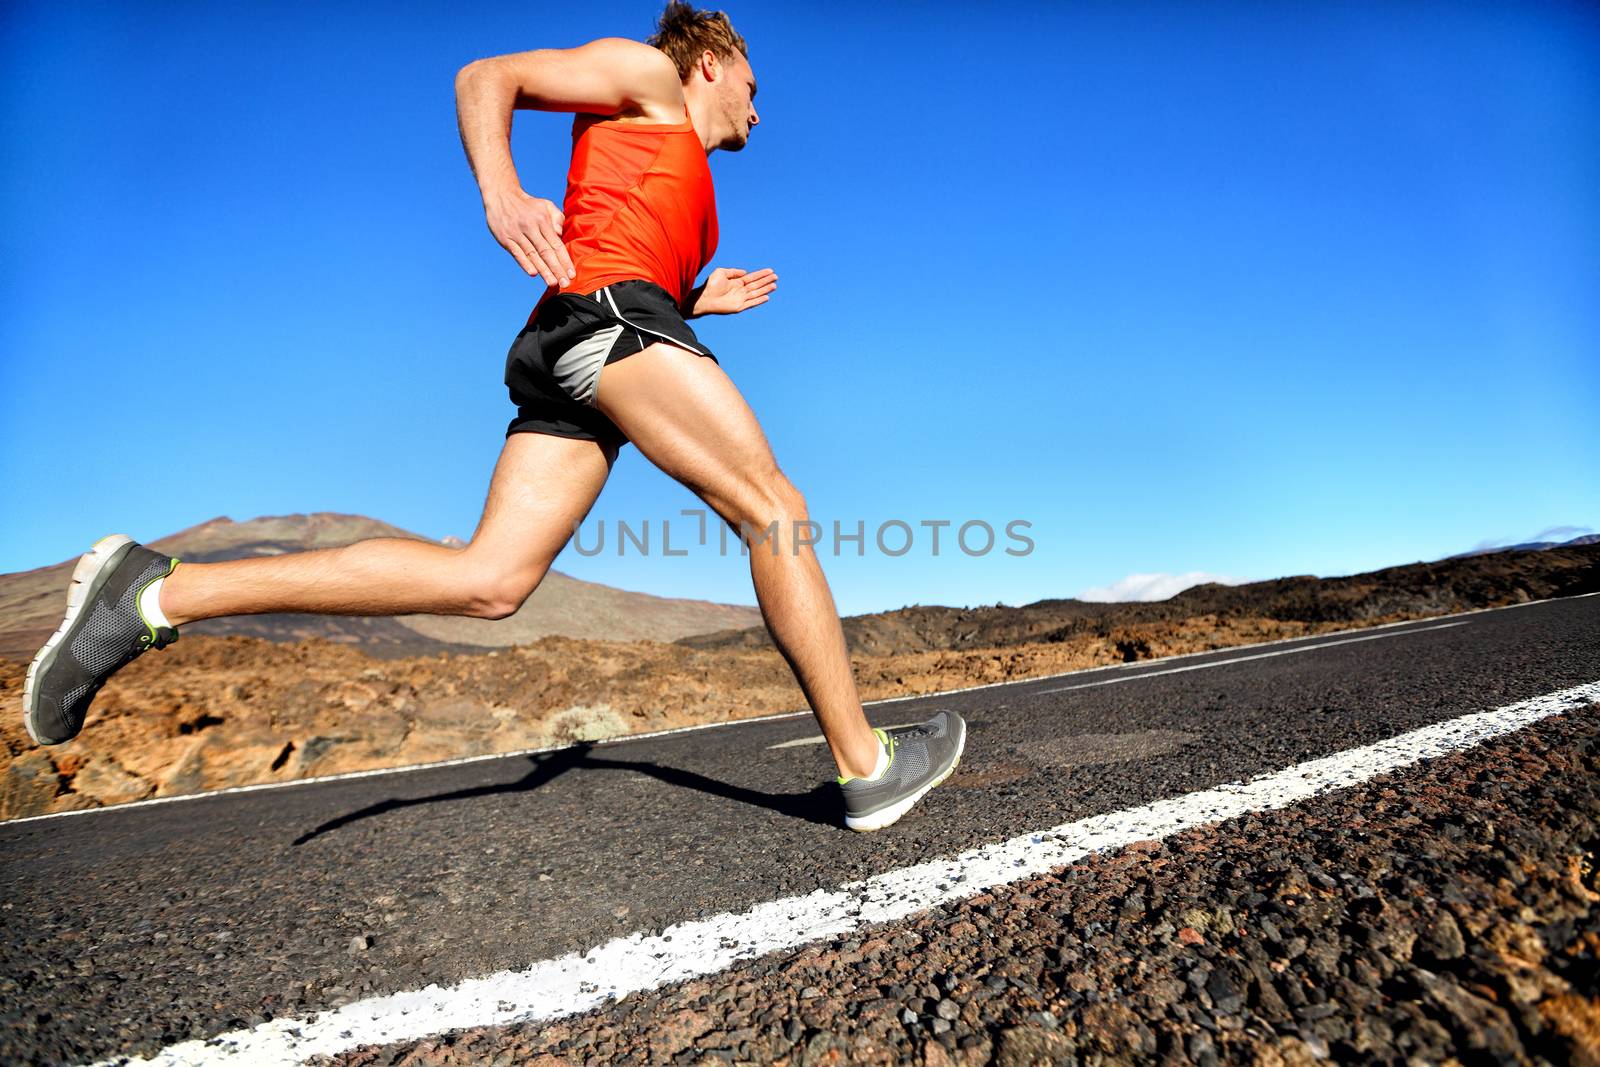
[675,539,1600,656]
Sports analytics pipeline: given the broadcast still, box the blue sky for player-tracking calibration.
[3,1,1596,616]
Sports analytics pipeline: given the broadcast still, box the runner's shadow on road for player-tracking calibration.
[291,742,840,846]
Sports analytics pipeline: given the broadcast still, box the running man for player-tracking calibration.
[22,3,964,832]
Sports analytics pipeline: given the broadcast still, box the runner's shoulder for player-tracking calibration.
[577,37,684,111]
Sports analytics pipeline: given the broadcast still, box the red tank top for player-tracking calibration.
[528,110,718,325]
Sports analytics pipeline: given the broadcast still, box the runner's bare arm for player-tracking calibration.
[454,39,685,285]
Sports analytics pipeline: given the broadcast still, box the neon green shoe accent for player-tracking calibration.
[133,557,182,644]
[836,727,895,785]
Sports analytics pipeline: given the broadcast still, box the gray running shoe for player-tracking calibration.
[23,535,181,746]
[838,710,966,832]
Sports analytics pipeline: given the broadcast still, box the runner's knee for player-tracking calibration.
[720,473,810,545]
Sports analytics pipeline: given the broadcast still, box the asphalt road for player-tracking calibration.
[2,593,1597,1065]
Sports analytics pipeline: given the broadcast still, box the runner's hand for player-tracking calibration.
[691,267,778,316]
[483,189,576,286]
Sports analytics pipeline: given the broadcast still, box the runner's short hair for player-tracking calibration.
[647,1,749,81]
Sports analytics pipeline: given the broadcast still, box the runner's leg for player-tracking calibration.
[158,433,617,626]
[593,342,881,780]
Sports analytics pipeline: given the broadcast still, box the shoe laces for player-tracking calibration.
[135,627,179,652]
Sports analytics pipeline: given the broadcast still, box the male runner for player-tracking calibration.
[21,2,964,832]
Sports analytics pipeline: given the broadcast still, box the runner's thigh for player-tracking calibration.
[464,431,618,583]
[592,342,791,523]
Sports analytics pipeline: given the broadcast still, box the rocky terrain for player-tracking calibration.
[325,707,1600,1067]
[2,540,1596,823]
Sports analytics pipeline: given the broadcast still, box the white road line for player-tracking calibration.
[98,679,1600,1067]
[11,589,1588,827]
[1032,621,1467,694]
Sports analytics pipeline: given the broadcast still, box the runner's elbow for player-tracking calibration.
[455,58,497,97]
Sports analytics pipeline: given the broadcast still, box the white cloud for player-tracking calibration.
[1077,571,1254,603]
[1466,524,1592,553]
[1464,537,1509,553]
[1528,524,1591,543]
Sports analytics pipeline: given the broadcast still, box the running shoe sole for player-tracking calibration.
[23,534,137,746]
[844,718,967,832]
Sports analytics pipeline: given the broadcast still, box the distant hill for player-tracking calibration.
[0,514,763,661]
[677,541,1600,657]
[1446,533,1600,558]
[9,519,1595,666]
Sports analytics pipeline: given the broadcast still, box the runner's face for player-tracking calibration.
[718,54,759,151]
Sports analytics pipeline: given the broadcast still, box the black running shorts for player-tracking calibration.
[504,279,718,451]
